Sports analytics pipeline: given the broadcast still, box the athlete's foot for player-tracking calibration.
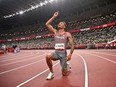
[46,72,54,80]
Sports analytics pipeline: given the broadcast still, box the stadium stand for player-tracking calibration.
[0,0,116,50]
[0,18,116,49]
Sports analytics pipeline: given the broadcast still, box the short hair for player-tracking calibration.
[60,21,67,27]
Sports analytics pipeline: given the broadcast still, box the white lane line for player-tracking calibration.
[0,53,45,66]
[0,54,46,75]
[0,52,39,62]
[0,52,34,60]
[0,52,33,59]
[0,53,39,62]
[16,62,59,87]
[76,54,89,87]
[92,52,116,57]
[0,59,45,75]
[0,50,39,59]
[90,54,116,64]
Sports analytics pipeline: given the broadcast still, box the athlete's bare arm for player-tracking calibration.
[45,12,59,34]
[67,32,74,61]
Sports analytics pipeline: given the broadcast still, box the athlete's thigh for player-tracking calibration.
[51,51,60,60]
[59,52,67,70]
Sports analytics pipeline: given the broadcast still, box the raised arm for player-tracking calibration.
[45,12,59,34]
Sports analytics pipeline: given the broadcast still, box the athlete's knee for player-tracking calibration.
[46,54,52,60]
[62,69,68,76]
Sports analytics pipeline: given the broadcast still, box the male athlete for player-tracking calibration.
[45,12,74,80]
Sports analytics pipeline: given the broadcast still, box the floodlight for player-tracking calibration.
[40,2,44,6]
[19,11,24,14]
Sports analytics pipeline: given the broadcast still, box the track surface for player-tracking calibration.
[0,49,116,87]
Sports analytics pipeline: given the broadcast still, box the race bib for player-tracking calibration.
[55,43,65,50]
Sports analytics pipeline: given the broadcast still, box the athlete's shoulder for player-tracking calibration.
[66,32,71,36]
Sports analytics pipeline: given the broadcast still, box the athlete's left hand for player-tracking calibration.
[67,54,72,61]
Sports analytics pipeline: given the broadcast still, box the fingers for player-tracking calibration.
[66,57,71,61]
[55,11,59,14]
[55,12,58,16]
[67,58,69,61]
[53,11,59,17]
[66,57,69,61]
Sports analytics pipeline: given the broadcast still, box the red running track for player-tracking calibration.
[0,49,116,87]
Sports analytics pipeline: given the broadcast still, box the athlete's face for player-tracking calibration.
[58,22,66,29]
